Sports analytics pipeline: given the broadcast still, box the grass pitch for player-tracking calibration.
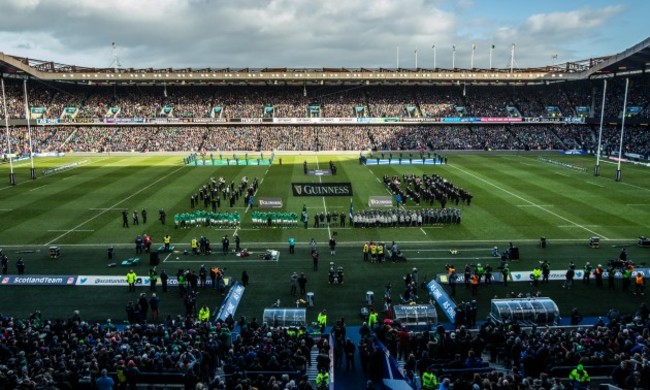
[1,152,649,324]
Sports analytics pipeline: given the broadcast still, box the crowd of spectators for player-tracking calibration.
[2,75,648,121]
[1,294,649,389]
[0,309,328,389]
[3,124,650,157]
[369,304,650,390]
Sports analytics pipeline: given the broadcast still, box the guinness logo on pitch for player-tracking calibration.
[292,183,353,197]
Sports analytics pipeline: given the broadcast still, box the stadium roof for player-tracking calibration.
[585,36,650,78]
[1,37,648,85]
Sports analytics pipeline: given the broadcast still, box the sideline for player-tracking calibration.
[8,236,631,249]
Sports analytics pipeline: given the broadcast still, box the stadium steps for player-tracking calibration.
[306,345,319,383]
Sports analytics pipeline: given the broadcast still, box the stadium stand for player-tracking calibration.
[1,40,649,389]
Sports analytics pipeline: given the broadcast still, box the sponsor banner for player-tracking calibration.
[192,118,227,123]
[258,197,283,208]
[319,117,357,124]
[606,156,650,168]
[436,268,650,284]
[368,196,393,208]
[480,117,523,122]
[401,118,439,123]
[292,182,353,197]
[564,117,585,123]
[441,117,480,123]
[365,159,439,166]
[240,118,263,123]
[34,152,65,158]
[561,150,587,155]
[624,152,646,160]
[77,275,145,286]
[356,117,401,123]
[103,118,147,124]
[273,117,359,124]
[36,118,60,125]
[77,275,232,287]
[426,280,456,322]
[1,275,76,286]
[306,169,332,176]
[274,118,307,123]
[216,282,245,322]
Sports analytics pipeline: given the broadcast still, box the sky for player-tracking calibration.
[0,0,647,70]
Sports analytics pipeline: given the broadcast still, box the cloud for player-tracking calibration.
[489,5,624,67]
[0,1,633,69]
[525,6,624,38]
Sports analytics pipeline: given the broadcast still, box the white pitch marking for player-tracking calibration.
[450,164,610,239]
[408,256,495,261]
[557,225,600,228]
[619,182,650,193]
[586,181,605,188]
[47,229,95,232]
[162,252,173,263]
[45,165,187,245]
[401,248,491,253]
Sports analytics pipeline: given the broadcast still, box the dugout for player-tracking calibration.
[392,304,438,331]
[488,298,560,326]
[262,308,307,328]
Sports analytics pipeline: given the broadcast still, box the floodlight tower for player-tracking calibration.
[110,42,122,71]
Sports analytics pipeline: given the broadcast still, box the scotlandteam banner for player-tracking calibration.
[1,275,77,286]
[292,183,353,197]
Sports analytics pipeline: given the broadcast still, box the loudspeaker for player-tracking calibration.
[150,251,160,266]
[510,247,520,260]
